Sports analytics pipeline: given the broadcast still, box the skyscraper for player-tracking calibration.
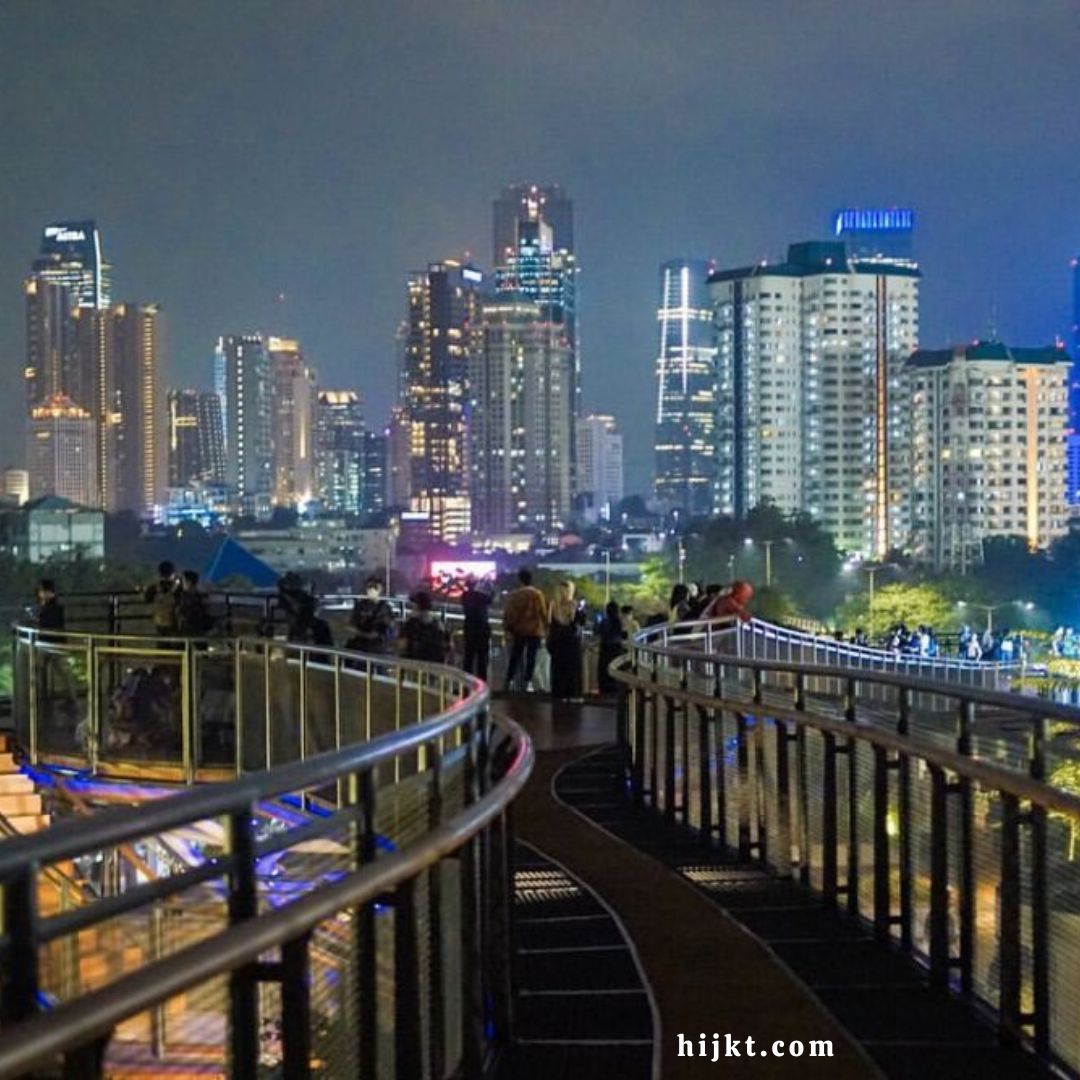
[27,395,98,507]
[1067,257,1080,506]
[710,241,920,557]
[31,222,111,311]
[470,299,573,534]
[653,259,718,517]
[361,431,387,518]
[315,391,364,514]
[215,335,274,518]
[107,303,165,517]
[576,414,624,523]
[386,406,411,511]
[493,184,573,268]
[168,389,226,489]
[908,342,1070,567]
[403,262,484,541]
[493,186,580,474]
[268,337,316,508]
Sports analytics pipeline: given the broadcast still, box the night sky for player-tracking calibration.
[2,0,1078,494]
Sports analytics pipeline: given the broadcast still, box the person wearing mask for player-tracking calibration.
[144,561,180,636]
[347,576,396,655]
[175,570,213,637]
[598,600,627,694]
[400,591,449,663]
[503,569,549,692]
[548,580,585,700]
[461,576,493,680]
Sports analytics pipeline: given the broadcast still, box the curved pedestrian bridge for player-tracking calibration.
[0,607,1073,1078]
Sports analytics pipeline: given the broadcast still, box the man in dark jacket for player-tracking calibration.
[461,576,493,680]
[36,579,65,641]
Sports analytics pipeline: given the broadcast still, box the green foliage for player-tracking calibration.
[835,581,959,638]
[751,585,799,625]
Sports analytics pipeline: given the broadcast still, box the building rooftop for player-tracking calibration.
[21,495,96,513]
[707,240,921,284]
[908,340,1070,368]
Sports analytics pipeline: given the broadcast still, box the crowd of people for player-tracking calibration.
[841,622,1027,663]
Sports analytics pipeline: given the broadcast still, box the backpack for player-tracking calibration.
[146,582,178,631]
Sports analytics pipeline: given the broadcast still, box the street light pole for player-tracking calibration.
[604,550,612,604]
[763,539,774,588]
[677,539,685,585]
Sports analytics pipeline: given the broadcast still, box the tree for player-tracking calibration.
[835,581,959,638]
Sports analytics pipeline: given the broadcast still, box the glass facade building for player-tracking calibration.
[653,258,718,517]
[315,390,365,515]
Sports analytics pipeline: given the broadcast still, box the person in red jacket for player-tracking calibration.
[702,580,754,622]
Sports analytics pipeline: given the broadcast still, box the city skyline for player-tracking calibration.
[2,2,1078,495]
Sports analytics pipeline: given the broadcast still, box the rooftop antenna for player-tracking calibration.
[988,294,999,342]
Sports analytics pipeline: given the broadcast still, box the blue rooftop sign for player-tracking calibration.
[832,208,914,235]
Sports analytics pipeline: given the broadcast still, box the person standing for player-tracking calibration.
[36,578,65,640]
[503,569,548,692]
[597,600,627,694]
[175,571,213,637]
[400,591,449,663]
[461,576,493,680]
[144,561,180,636]
[347,576,396,655]
[548,580,584,700]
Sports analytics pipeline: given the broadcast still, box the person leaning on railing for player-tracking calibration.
[144,561,180,636]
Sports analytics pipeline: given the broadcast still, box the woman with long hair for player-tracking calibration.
[548,579,584,700]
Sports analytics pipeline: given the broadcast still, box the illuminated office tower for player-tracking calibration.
[106,303,165,516]
[31,222,110,310]
[361,430,387,517]
[386,406,411,511]
[315,391,364,514]
[27,395,98,506]
[493,186,580,473]
[1067,257,1080,506]
[710,241,919,557]
[470,299,573,534]
[168,390,226,488]
[268,337,316,508]
[3,469,29,507]
[653,259,718,516]
[24,222,110,408]
[576,414,623,523]
[909,342,1070,568]
[215,335,274,518]
[403,262,484,541]
[493,184,573,268]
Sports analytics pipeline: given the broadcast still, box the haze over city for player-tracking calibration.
[2,0,1078,492]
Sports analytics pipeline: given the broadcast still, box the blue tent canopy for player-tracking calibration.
[203,537,279,589]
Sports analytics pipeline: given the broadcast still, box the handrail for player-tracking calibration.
[0,623,531,1078]
[614,618,1080,1077]
[631,621,1078,724]
[0,718,532,1079]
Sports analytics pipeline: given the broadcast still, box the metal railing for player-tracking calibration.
[613,618,1080,1077]
[0,630,532,1079]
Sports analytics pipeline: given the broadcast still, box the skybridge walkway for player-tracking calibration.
[0,602,1071,1079]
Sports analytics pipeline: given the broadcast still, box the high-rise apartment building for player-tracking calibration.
[268,337,316,508]
[710,241,920,557]
[403,262,484,541]
[653,259,718,516]
[470,299,573,534]
[908,342,1070,569]
[168,390,226,489]
[215,335,274,518]
[576,414,624,523]
[1067,257,1080,507]
[27,395,98,507]
[315,391,364,514]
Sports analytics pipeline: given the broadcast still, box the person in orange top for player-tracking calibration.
[503,568,549,691]
[702,580,754,622]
